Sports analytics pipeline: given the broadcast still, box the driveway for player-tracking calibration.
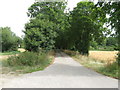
[1,52,118,88]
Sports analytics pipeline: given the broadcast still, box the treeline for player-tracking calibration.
[1,1,119,61]
[90,36,118,51]
[0,27,22,52]
[24,1,119,55]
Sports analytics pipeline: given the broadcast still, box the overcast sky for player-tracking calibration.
[0,0,97,37]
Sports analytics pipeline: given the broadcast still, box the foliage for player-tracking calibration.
[24,19,57,52]
[0,27,21,52]
[90,36,118,51]
[6,51,49,66]
[69,1,107,55]
[24,1,115,54]
[106,37,117,46]
[96,1,120,64]
[24,1,67,52]
[54,14,70,49]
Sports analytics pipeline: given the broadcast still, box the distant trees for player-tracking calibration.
[90,36,118,51]
[0,27,21,52]
[106,36,117,46]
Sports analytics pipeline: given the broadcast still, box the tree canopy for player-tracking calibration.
[24,1,67,52]
[24,19,57,52]
[24,0,119,58]
[64,1,108,55]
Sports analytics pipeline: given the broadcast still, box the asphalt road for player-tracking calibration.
[2,52,118,88]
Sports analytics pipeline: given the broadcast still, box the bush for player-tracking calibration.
[6,51,49,66]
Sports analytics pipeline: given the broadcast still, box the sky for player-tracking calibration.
[0,0,97,37]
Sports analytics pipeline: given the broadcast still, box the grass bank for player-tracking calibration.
[1,51,55,75]
[64,50,119,79]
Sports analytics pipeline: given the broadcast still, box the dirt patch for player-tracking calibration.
[0,55,18,61]
[0,55,10,61]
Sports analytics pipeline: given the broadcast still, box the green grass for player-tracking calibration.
[0,51,21,55]
[64,50,119,79]
[1,51,54,75]
[98,62,119,79]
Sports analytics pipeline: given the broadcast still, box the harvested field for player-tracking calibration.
[18,48,26,52]
[89,51,118,63]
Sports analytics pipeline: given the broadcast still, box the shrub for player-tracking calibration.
[6,51,49,66]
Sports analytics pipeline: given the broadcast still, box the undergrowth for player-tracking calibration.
[1,51,55,74]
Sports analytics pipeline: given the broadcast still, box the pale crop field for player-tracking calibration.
[89,51,118,63]
[18,48,26,52]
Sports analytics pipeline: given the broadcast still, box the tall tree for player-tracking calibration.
[70,1,107,55]
[24,1,67,52]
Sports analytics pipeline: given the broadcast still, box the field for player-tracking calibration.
[89,51,118,63]
[18,48,26,52]
[64,50,118,63]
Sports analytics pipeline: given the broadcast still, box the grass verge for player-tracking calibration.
[1,50,55,75]
[0,51,21,55]
[64,50,119,79]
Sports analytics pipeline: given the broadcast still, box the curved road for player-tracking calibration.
[2,52,118,88]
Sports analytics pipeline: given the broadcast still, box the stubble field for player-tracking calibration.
[89,51,118,63]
